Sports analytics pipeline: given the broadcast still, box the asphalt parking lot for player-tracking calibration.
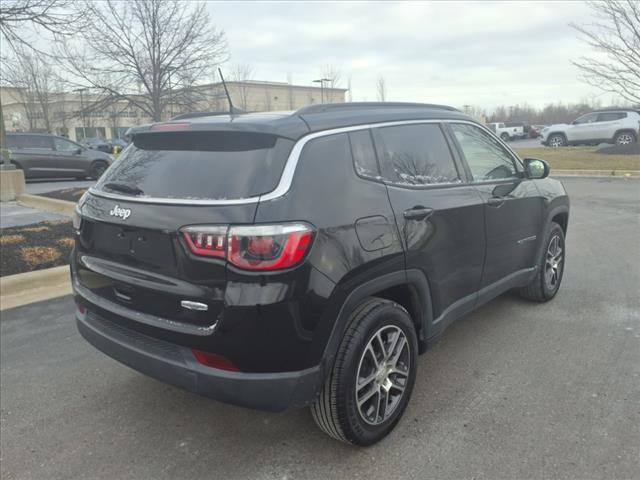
[1,177,639,480]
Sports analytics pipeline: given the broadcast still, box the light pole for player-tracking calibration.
[313,78,331,103]
[73,88,88,140]
[167,65,178,118]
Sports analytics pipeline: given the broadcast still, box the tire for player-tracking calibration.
[311,297,418,446]
[614,131,637,145]
[89,161,108,180]
[518,222,565,302]
[500,132,510,142]
[547,133,567,148]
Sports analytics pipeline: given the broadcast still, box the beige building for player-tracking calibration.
[1,80,347,142]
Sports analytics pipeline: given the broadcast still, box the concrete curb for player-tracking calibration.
[552,170,640,178]
[0,265,71,312]
[16,193,76,216]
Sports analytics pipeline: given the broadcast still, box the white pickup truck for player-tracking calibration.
[487,122,526,142]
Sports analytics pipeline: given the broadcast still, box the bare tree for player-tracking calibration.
[571,0,640,104]
[2,48,55,132]
[0,0,83,52]
[0,0,84,163]
[229,63,254,110]
[56,0,228,121]
[376,76,387,102]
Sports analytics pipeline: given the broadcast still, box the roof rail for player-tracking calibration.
[295,102,459,115]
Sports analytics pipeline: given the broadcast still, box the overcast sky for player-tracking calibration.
[209,0,607,110]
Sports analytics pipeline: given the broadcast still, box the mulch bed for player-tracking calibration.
[0,221,75,277]
[596,143,640,156]
[40,188,88,203]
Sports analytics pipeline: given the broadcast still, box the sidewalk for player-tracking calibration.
[0,202,68,229]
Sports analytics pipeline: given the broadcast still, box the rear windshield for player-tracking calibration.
[95,131,293,200]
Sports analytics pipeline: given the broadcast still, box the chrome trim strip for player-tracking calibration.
[88,118,517,206]
[180,300,209,312]
[88,187,262,205]
[517,235,538,244]
[73,280,218,336]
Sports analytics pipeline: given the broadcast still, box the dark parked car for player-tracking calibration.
[7,133,113,179]
[82,137,113,154]
[72,103,570,445]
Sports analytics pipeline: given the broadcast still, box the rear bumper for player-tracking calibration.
[76,309,323,412]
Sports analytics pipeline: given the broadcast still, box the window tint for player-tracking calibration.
[54,137,80,152]
[96,131,293,200]
[20,135,54,150]
[5,135,22,149]
[573,113,598,125]
[374,124,459,186]
[597,112,626,122]
[349,130,379,179]
[450,123,518,182]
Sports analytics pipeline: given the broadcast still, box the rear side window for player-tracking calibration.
[5,135,22,149]
[10,135,53,150]
[349,130,379,179]
[373,124,460,186]
[597,112,626,122]
[96,131,293,200]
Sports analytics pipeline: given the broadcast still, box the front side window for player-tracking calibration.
[54,137,81,152]
[573,113,598,125]
[374,124,459,186]
[450,123,518,182]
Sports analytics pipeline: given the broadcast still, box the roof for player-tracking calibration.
[129,102,471,140]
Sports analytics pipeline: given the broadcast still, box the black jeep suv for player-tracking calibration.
[71,103,569,445]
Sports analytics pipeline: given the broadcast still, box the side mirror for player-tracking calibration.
[524,157,550,179]
[75,148,83,155]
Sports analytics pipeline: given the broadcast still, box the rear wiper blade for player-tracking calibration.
[103,182,144,196]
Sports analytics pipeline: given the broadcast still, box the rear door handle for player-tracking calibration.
[487,197,505,207]
[403,206,434,221]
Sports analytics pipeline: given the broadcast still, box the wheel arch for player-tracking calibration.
[322,269,434,367]
[547,131,568,142]
[534,204,569,263]
[613,129,637,141]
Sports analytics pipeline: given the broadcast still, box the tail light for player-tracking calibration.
[181,223,314,271]
[182,226,227,258]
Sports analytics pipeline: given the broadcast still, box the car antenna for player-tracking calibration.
[218,67,238,115]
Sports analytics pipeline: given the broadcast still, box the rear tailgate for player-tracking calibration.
[73,129,294,337]
[75,195,257,332]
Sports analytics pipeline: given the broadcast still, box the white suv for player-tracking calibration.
[540,110,640,147]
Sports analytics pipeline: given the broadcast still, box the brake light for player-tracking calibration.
[180,223,314,270]
[150,122,190,132]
